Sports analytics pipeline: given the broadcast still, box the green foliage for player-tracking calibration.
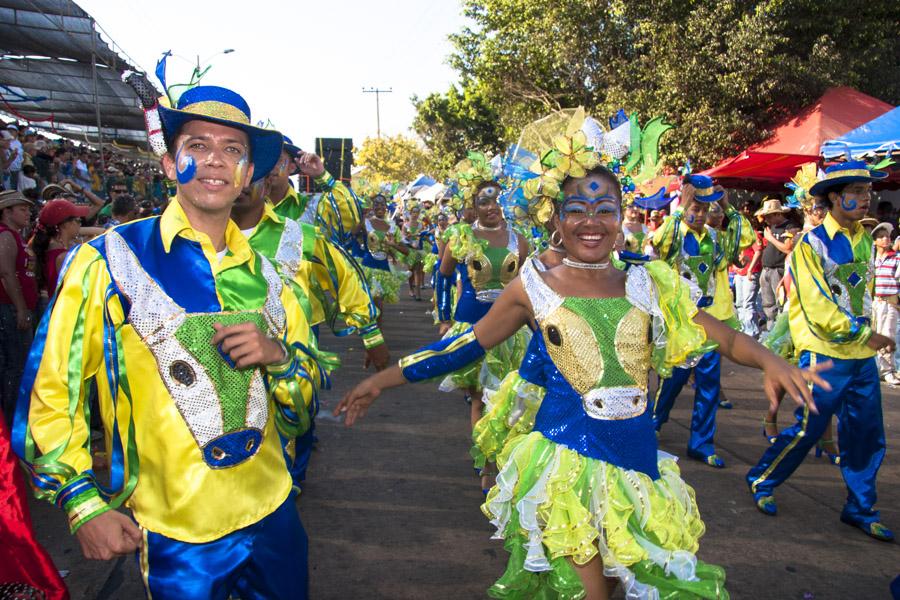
[354,135,431,186]
[412,82,504,177]
[416,0,900,168]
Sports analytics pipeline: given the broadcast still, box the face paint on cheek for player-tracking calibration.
[840,195,858,211]
[233,155,249,190]
[686,214,696,225]
[175,142,196,185]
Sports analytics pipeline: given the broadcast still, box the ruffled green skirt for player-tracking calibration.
[483,432,729,599]
[437,321,531,394]
[362,264,408,304]
[472,372,544,471]
[403,249,425,268]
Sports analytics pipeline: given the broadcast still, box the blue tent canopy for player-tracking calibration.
[821,106,900,159]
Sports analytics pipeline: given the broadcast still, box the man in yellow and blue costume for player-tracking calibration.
[270,135,362,248]
[651,174,753,468]
[13,84,323,598]
[746,161,894,542]
[232,174,388,490]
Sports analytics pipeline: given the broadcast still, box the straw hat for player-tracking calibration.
[755,198,790,217]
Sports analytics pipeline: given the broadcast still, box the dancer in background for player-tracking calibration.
[747,161,895,542]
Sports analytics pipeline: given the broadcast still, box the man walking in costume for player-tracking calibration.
[746,161,895,542]
[652,174,753,467]
[232,171,388,489]
[14,85,323,598]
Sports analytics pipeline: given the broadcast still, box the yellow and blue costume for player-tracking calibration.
[246,202,381,488]
[272,170,362,248]
[13,201,323,598]
[747,206,890,539]
[651,178,753,466]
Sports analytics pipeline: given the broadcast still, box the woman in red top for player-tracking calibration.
[30,199,90,298]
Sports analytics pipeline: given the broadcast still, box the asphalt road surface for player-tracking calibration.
[27,293,900,599]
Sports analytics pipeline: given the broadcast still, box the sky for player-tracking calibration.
[79,0,469,150]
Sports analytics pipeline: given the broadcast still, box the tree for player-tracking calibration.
[354,135,432,187]
[412,82,504,177]
[423,0,900,167]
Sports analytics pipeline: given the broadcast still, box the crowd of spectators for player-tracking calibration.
[0,118,168,424]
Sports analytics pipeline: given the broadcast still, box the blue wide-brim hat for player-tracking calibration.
[809,160,888,196]
[282,135,302,158]
[684,174,724,203]
[158,86,283,182]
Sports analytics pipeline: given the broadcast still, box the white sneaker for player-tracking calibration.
[883,373,900,386]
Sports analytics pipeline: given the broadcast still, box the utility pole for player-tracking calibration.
[362,87,392,138]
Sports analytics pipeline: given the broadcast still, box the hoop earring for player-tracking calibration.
[550,230,563,248]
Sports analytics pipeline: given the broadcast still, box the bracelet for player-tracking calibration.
[265,340,296,378]
[362,331,385,349]
[314,171,335,190]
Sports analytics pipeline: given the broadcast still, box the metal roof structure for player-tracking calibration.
[0,0,154,146]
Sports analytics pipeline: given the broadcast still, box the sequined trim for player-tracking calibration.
[105,231,281,450]
[182,101,250,124]
[521,259,563,321]
[476,289,504,303]
[274,218,304,281]
[582,387,647,420]
[299,193,321,225]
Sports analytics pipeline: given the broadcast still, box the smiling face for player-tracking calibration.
[829,181,872,224]
[554,172,621,263]
[473,182,503,227]
[372,196,387,218]
[161,120,254,216]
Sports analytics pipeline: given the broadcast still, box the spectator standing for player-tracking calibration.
[733,219,764,338]
[0,191,38,423]
[872,222,900,385]
[17,165,37,193]
[104,194,137,229]
[757,198,798,330]
[3,125,24,191]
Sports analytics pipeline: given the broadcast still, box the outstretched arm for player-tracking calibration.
[334,277,532,425]
[693,311,830,414]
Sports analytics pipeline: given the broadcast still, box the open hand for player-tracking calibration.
[75,510,142,560]
[293,152,325,178]
[762,356,832,415]
[333,378,382,426]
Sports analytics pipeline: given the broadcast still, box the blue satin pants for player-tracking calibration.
[139,498,308,599]
[654,350,721,458]
[747,352,885,525]
[282,423,316,491]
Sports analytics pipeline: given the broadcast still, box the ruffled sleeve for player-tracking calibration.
[626,260,715,378]
[445,223,488,264]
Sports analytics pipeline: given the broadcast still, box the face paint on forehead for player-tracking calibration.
[175,140,196,185]
[475,184,501,204]
[563,178,618,203]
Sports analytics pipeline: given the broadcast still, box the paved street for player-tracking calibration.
[28,293,900,599]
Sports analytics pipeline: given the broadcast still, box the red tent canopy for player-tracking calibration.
[702,87,894,191]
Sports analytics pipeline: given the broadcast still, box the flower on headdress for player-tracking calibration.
[786,162,819,210]
[453,151,495,203]
[553,131,600,178]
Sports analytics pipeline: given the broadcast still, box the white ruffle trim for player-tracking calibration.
[485,439,702,600]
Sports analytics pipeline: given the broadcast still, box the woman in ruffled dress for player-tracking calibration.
[402,202,427,301]
[434,153,531,490]
[355,194,409,318]
[335,126,828,598]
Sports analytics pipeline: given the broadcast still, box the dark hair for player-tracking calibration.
[29,223,63,291]
[112,194,136,217]
[22,165,36,176]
